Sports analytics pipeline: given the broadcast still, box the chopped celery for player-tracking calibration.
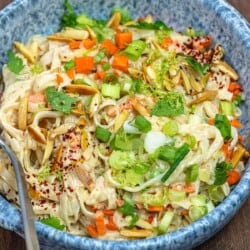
[76,14,95,27]
[185,164,199,183]
[95,126,112,142]
[190,195,207,206]
[134,162,150,174]
[109,150,135,170]
[120,79,133,94]
[94,50,106,63]
[163,120,178,136]
[189,205,208,221]
[125,169,143,186]
[199,168,211,183]
[185,135,197,149]
[208,185,225,203]
[141,188,168,206]
[158,211,174,233]
[123,40,146,61]
[101,83,120,99]
[134,115,152,133]
[219,101,235,115]
[168,189,186,202]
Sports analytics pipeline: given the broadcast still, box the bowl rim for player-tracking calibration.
[0,0,250,249]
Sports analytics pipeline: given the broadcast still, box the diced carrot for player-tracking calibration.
[28,93,45,103]
[208,118,214,125]
[83,39,96,49]
[112,54,128,72]
[100,39,118,56]
[75,56,94,74]
[185,183,196,193]
[238,135,243,144]
[69,40,82,50]
[228,82,241,93]
[103,209,114,216]
[106,216,118,231]
[231,118,242,128]
[66,68,75,80]
[227,170,240,185]
[95,213,106,236]
[221,142,233,161]
[147,214,154,224]
[146,205,164,212]
[95,71,106,80]
[115,32,133,49]
[56,74,64,84]
[161,37,173,48]
[86,224,98,237]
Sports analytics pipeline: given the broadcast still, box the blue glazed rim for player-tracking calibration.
[0,0,250,249]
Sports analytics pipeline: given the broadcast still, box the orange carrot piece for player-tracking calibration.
[147,214,154,224]
[221,142,233,161]
[228,82,241,93]
[95,71,106,80]
[75,56,94,74]
[103,209,114,216]
[146,205,164,212]
[106,216,118,231]
[185,183,195,193]
[95,214,106,236]
[115,32,133,49]
[69,40,82,50]
[200,35,212,48]
[28,93,45,103]
[56,74,64,84]
[227,170,240,185]
[231,118,242,128]
[86,224,98,237]
[208,118,214,125]
[161,37,173,48]
[112,54,128,72]
[100,39,118,55]
[66,68,75,80]
[83,39,96,49]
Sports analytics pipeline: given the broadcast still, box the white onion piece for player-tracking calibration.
[123,121,140,134]
[144,131,171,153]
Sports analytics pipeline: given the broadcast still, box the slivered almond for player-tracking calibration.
[64,84,97,95]
[42,135,54,165]
[47,35,73,43]
[119,229,153,238]
[28,186,40,200]
[89,93,101,118]
[86,25,97,41]
[14,41,36,64]
[114,110,129,133]
[131,97,150,116]
[231,143,249,168]
[180,70,191,94]
[80,130,88,151]
[28,126,46,144]
[52,144,63,171]
[77,117,88,127]
[215,60,239,80]
[128,68,144,79]
[106,12,121,29]
[18,97,28,131]
[187,90,218,106]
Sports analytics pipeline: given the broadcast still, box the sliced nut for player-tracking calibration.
[187,90,218,106]
[47,35,73,43]
[28,41,39,61]
[28,186,40,200]
[131,97,150,116]
[80,130,88,151]
[214,60,238,80]
[89,92,101,118]
[77,117,88,127]
[14,41,36,64]
[189,74,203,93]
[18,97,28,131]
[106,12,121,29]
[86,25,97,41]
[120,229,153,238]
[180,69,191,94]
[64,84,97,95]
[42,135,54,165]
[231,143,249,168]
[114,110,129,133]
[128,68,144,79]
[28,126,46,144]
[51,123,75,138]
[52,144,64,171]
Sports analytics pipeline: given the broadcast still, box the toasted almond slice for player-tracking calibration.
[28,126,46,144]
[28,186,40,200]
[52,144,63,171]
[18,97,28,131]
[47,35,73,42]
[64,84,97,95]
[114,110,129,133]
[180,70,192,94]
[63,27,89,40]
[231,143,248,168]
[189,74,203,93]
[131,98,150,116]
[80,130,88,151]
[120,229,152,238]
[14,41,36,64]
[51,123,75,138]
[42,135,54,165]
[77,117,88,127]
[29,41,39,61]
[106,12,121,29]
[71,109,85,116]
[89,92,101,118]
[128,68,144,79]
[86,25,97,41]
[187,90,218,106]
[215,60,239,80]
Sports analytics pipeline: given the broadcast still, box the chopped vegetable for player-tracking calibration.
[214,114,232,141]
[100,39,118,55]
[95,126,112,142]
[151,91,184,117]
[123,40,146,61]
[101,83,120,99]
[45,86,77,114]
[219,101,235,116]
[168,189,186,202]
[130,20,173,31]
[134,115,152,133]
[102,62,110,71]
[208,185,225,203]
[189,205,208,221]
[158,211,174,233]
[75,56,94,74]
[115,32,133,49]
[185,55,209,76]
[227,170,240,185]
[95,214,106,235]
[7,51,24,74]
[69,40,82,49]
[112,54,129,72]
[163,120,178,137]
[86,224,98,237]
[61,0,77,28]
[109,151,135,170]
[185,164,199,183]
[214,161,232,186]
[230,118,242,128]
[83,39,96,49]
[40,216,65,230]
[64,59,75,71]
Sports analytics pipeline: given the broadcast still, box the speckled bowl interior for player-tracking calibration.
[0,0,250,249]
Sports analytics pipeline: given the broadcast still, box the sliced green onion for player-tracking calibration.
[134,162,150,174]
[94,49,106,63]
[185,135,196,149]
[101,83,120,99]
[95,126,112,142]
[185,164,199,183]
[158,211,174,233]
[134,115,152,133]
[102,62,110,71]
[122,40,146,61]
[163,120,178,137]
[121,79,133,94]
[219,101,235,115]
[189,205,208,221]
[208,185,225,203]
[64,60,75,71]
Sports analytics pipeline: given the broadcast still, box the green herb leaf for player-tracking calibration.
[233,94,244,106]
[118,199,135,216]
[40,216,65,230]
[61,0,77,28]
[45,86,77,114]
[130,20,173,31]
[64,60,75,71]
[185,164,199,183]
[185,55,209,76]
[214,114,232,140]
[7,51,24,74]
[151,91,184,117]
[214,161,232,186]
[95,126,112,142]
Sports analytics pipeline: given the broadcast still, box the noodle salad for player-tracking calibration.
[0,1,249,239]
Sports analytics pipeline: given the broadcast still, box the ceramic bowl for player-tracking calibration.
[0,0,250,249]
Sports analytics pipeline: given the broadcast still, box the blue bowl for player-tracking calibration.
[0,0,250,249]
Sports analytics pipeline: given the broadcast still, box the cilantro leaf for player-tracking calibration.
[214,114,232,141]
[130,20,173,31]
[151,91,184,117]
[45,86,77,114]
[214,161,232,186]
[185,55,209,76]
[40,216,65,230]
[61,0,77,28]
[7,51,24,74]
